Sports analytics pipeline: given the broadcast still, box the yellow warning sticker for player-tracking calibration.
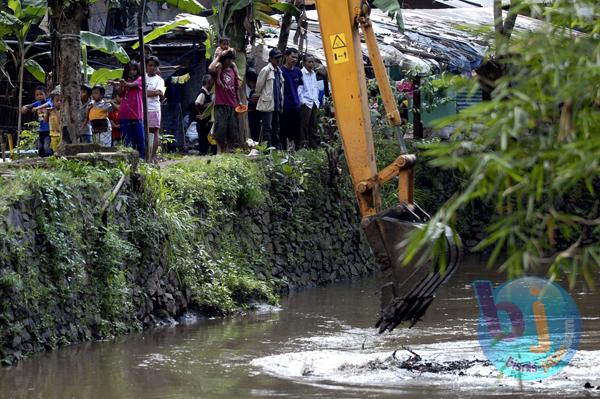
[330,33,349,64]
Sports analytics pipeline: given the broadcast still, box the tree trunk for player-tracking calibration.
[137,0,149,160]
[278,12,293,52]
[227,9,249,146]
[49,0,87,146]
[477,0,518,101]
[412,76,423,139]
[16,42,25,152]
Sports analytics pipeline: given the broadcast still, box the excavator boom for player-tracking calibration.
[315,0,462,332]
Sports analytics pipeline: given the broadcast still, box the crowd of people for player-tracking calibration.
[20,37,327,160]
[198,38,325,153]
[21,55,166,161]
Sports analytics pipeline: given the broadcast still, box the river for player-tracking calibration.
[1,255,599,399]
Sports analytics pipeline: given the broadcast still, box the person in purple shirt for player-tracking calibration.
[280,48,303,150]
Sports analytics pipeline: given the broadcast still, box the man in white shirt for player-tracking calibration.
[298,54,321,148]
[146,56,166,162]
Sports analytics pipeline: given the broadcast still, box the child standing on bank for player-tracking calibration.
[109,93,121,146]
[194,74,215,154]
[86,85,113,147]
[145,56,165,162]
[117,61,145,158]
[21,86,53,157]
[46,90,62,153]
[80,85,93,143]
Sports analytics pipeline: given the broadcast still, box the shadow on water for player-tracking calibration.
[1,255,600,399]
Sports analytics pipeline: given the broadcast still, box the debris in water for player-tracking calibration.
[338,349,490,375]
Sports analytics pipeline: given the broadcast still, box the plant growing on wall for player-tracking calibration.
[0,0,47,143]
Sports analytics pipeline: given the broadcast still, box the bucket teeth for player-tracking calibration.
[362,204,463,333]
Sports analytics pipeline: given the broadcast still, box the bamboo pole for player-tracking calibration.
[137,0,150,161]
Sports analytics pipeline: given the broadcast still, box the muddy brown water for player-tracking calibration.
[1,255,600,399]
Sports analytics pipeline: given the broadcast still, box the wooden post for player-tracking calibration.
[413,75,423,139]
[1,132,5,163]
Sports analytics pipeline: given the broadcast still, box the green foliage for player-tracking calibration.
[152,0,205,14]
[131,20,190,50]
[405,0,600,285]
[89,68,123,86]
[17,121,39,150]
[137,157,276,312]
[24,58,44,82]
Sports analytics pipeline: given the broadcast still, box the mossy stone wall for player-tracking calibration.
[0,152,375,365]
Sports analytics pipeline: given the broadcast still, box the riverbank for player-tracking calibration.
[0,148,378,365]
[0,139,484,366]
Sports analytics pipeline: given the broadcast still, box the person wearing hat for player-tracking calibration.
[256,48,285,149]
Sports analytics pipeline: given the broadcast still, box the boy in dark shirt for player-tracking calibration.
[280,48,303,149]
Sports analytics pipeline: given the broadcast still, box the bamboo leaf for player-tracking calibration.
[132,19,191,49]
[81,31,130,64]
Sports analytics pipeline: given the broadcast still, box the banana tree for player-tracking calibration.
[276,0,302,52]
[1,0,47,143]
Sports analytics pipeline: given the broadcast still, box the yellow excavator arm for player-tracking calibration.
[315,0,462,332]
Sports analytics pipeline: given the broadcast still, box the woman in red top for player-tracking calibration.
[117,62,145,158]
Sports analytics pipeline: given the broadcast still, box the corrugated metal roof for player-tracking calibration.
[292,7,545,74]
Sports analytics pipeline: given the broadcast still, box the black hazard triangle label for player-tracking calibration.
[331,34,347,49]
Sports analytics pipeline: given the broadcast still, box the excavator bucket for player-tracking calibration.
[362,204,462,333]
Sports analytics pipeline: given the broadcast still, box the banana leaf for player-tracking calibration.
[132,19,191,49]
[24,58,45,82]
[270,2,300,17]
[7,0,46,21]
[153,0,206,15]
[373,0,404,33]
[90,68,123,86]
[81,31,130,64]
[0,10,24,36]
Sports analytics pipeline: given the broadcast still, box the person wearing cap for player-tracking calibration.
[256,48,285,149]
[146,56,166,162]
[208,47,240,153]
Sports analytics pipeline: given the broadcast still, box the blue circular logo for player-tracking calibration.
[473,277,581,380]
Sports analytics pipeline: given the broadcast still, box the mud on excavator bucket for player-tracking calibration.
[362,204,462,333]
